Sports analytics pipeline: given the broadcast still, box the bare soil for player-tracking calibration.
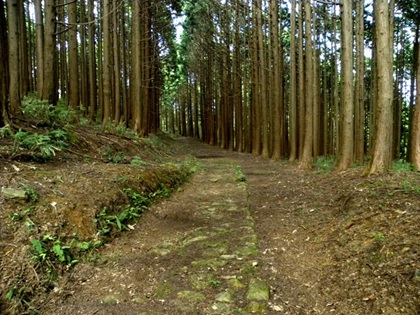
[1,130,420,314]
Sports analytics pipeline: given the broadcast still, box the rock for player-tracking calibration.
[215,291,233,303]
[177,290,206,303]
[246,278,270,301]
[2,187,27,200]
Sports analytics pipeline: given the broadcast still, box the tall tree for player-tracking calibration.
[102,0,111,124]
[336,0,354,170]
[365,0,394,174]
[270,0,284,160]
[355,0,365,164]
[34,0,44,97]
[289,0,298,161]
[299,0,314,169]
[42,0,58,105]
[7,0,21,115]
[68,0,79,108]
[0,0,9,126]
[410,38,420,170]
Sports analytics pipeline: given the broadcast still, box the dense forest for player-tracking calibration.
[0,0,419,173]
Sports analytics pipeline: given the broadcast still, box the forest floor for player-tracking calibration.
[1,128,420,314]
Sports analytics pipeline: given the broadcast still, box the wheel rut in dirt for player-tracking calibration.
[45,141,272,314]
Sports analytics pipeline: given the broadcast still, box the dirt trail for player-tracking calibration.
[41,138,420,315]
[44,139,282,314]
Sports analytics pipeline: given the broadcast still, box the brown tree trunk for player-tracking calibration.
[337,0,354,170]
[68,0,79,108]
[102,0,111,124]
[364,0,394,175]
[270,0,283,160]
[42,0,58,105]
[299,0,314,169]
[7,0,21,115]
[0,0,10,126]
[289,0,298,161]
[113,0,121,124]
[355,0,365,164]
[410,39,420,171]
[88,0,97,120]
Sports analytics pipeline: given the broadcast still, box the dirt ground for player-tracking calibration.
[1,131,420,314]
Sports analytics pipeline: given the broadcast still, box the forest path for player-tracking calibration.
[44,138,327,315]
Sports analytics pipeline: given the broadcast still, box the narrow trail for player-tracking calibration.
[44,138,324,315]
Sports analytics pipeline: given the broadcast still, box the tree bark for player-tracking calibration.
[42,0,58,105]
[364,0,394,175]
[7,0,21,115]
[68,0,79,109]
[299,0,314,169]
[289,0,298,161]
[337,0,354,170]
[410,39,420,171]
[0,0,10,126]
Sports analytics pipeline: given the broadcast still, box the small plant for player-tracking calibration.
[101,146,125,163]
[402,180,420,195]
[22,95,78,127]
[31,234,78,268]
[235,165,246,182]
[21,184,39,203]
[209,280,222,287]
[313,156,335,174]
[372,232,386,241]
[13,128,73,160]
[131,156,148,166]
[0,124,12,138]
[392,159,412,171]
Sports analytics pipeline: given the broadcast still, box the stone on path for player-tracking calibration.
[246,278,270,301]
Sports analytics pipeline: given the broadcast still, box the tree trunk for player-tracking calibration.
[34,0,44,97]
[355,0,365,164]
[259,0,269,158]
[68,0,79,109]
[88,0,97,120]
[410,38,420,171]
[364,0,394,175]
[299,0,314,169]
[337,0,354,170]
[102,0,111,124]
[289,0,298,161]
[42,0,57,105]
[298,0,305,159]
[113,0,121,124]
[0,0,9,126]
[7,0,21,115]
[270,0,283,160]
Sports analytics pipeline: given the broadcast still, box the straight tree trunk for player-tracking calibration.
[355,0,365,164]
[113,0,121,124]
[252,0,261,155]
[289,0,298,161]
[410,39,420,171]
[270,0,283,160]
[68,0,79,108]
[298,0,305,159]
[7,0,21,115]
[42,0,57,105]
[0,0,10,126]
[102,0,111,124]
[299,0,314,169]
[364,0,394,174]
[337,0,354,170]
[259,0,269,158]
[88,0,97,120]
[34,0,44,96]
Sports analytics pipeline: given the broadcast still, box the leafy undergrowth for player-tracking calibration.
[0,97,196,314]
